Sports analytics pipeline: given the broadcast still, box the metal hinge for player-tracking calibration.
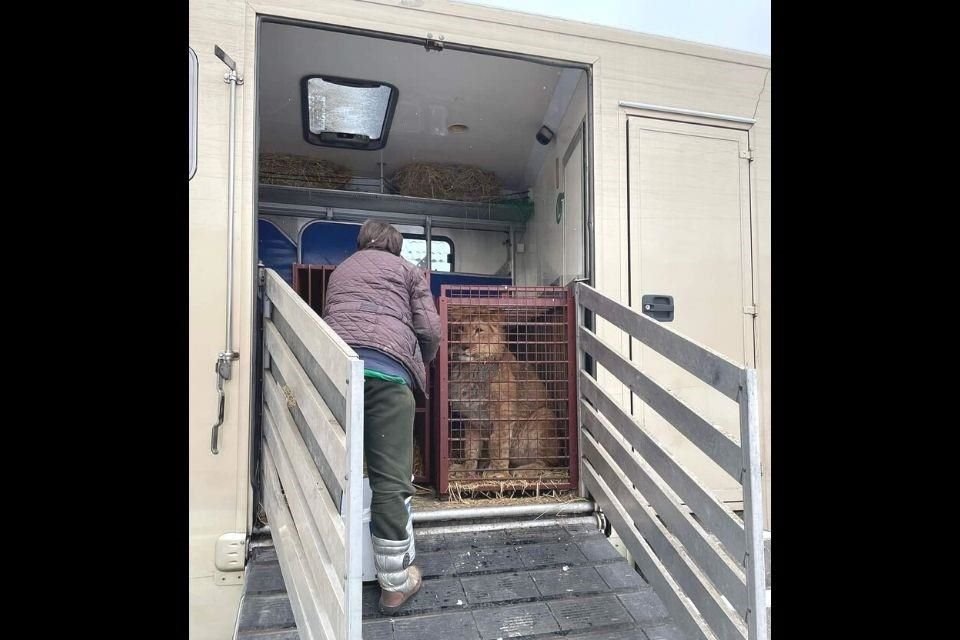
[425,32,445,52]
[739,148,754,161]
[744,305,758,316]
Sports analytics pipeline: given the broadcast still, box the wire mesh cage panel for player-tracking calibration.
[438,285,577,498]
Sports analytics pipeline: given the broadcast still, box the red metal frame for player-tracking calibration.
[565,282,580,492]
[292,264,335,316]
[417,269,432,486]
[438,295,450,495]
[437,284,577,498]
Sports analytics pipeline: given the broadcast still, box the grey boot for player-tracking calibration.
[372,534,422,615]
[404,495,416,563]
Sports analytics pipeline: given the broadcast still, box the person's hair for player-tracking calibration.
[356,220,403,256]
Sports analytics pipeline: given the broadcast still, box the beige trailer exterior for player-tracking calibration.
[188,1,770,637]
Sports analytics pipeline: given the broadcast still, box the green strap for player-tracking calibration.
[364,369,407,385]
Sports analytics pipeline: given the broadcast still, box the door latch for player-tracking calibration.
[641,294,674,322]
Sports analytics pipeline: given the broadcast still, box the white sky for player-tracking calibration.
[459,0,770,56]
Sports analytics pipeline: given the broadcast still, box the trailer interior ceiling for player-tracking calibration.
[257,18,589,302]
[258,20,584,190]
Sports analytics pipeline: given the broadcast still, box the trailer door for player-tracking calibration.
[626,115,756,506]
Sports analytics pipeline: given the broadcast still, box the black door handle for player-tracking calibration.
[641,294,674,322]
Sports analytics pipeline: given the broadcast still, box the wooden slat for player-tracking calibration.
[265,269,355,397]
[265,319,347,485]
[270,361,343,509]
[264,408,346,631]
[579,327,742,480]
[583,431,746,640]
[581,399,748,615]
[580,372,745,562]
[341,358,365,640]
[739,369,768,640]
[261,448,336,640]
[263,372,347,573]
[577,283,742,401]
[270,309,348,430]
[582,462,714,640]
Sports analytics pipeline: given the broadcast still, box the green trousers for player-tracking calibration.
[363,377,415,541]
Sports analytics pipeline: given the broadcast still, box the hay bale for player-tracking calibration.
[259,152,352,189]
[392,162,501,202]
[413,439,424,480]
[446,466,571,501]
[448,477,572,501]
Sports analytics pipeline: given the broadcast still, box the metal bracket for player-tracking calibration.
[211,366,226,455]
[217,351,240,380]
[211,351,240,454]
[424,32,445,52]
[739,148,754,161]
[216,45,244,85]
[597,508,611,537]
[211,43,243,457]
[214,45,235,70]
[215,571,244,586]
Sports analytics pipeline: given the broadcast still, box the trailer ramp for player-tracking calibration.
[237,518,687,640]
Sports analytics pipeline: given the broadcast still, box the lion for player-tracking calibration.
[446,305,562,481]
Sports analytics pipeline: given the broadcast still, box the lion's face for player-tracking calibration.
[448,308,507,361]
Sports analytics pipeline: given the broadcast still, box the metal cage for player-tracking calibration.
[438,285,577,497]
